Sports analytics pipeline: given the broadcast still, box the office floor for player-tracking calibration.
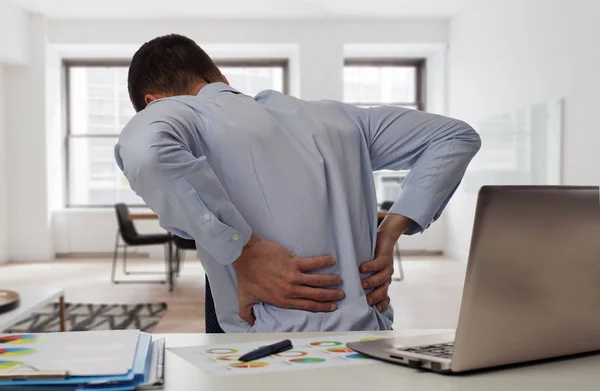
[0,255,466,333]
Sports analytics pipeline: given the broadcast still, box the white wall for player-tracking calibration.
[0,1,28,262]
[446,0,600,261]
[48,19,448,101]
[0,0,28,65]
[5,17,450,259]
[0,68,7,263]
[4,13,54,261]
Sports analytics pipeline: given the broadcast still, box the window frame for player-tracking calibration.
[343,58,426,111]
[64,59,290,208]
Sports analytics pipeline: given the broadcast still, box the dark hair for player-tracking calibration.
[128,34,223,112]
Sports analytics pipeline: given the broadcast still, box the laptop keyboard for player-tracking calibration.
[402,342,454,359]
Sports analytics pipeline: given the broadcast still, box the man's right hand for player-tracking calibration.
[232,233,344,326]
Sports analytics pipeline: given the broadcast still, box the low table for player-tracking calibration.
[0,288,66,332]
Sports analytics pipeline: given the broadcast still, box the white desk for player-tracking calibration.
[0,288,66,332]
[159,330,600,391]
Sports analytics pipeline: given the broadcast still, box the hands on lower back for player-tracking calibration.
[233,233,344,326]
[360,213,415,312]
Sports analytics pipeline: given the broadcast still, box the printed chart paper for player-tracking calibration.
[0,330,140,376]
[169,334,383,375]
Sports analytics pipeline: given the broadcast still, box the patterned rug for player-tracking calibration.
[2,302,168,333]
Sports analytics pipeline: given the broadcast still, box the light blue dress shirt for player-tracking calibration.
[115,82,481,333]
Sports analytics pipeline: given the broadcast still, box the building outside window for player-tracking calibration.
[343,59,425,110]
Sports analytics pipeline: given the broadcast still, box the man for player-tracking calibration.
[115,34,481,333]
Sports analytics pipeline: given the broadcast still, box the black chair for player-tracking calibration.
[377,201,404,281]
[205,275,225,333]
[172,236,224,333]
[172,236,195,278]
[112,203,174,290]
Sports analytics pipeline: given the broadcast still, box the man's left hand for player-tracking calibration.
[360,240,394,312]
[360,213,415,312]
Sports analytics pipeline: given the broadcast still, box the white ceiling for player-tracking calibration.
[12,0,471,20]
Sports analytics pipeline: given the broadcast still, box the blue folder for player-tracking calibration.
[0,332,163,391]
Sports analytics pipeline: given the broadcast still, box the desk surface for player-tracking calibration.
[158,330,600,391]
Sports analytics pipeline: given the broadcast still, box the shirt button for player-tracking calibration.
[232,234,240,242]
[203,213,211,220]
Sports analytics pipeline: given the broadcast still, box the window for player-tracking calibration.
[65,60,288,207]
[217,60,288,96]
[344,60,424,206]
[343,59,425,110]
[66,62,140,207]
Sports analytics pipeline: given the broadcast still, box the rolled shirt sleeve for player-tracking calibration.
[114,100,252,265]
[338,103,482,235]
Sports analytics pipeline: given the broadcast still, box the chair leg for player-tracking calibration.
[122,244,129,275]
[112,230,167,285]
[171,246,178,269]
[175,249,183,277]
[163,243,168,269]
[171,248,180,278]
[111,229,120,284]
[168,240,174,292]
[163,242,171,280]
[393,244,404,282]
[163,241,175,292]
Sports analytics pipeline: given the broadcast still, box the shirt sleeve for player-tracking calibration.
[337,103,482,235]
[114,100,252,265]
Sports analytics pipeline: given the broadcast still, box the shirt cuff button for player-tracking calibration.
[203,213,211,220]
[231,234,240,242]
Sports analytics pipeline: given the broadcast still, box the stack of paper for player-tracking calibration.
[169,333,380,375]
[0,330,164,390]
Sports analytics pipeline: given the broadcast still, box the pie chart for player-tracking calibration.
[0,348,36,357]
[326,346,354,353]
[206,348,238,354]
[0,334,38,345]
[309,341,342,347]
[346,353,367,359]
[229,361,269,369]
[289,357,326,364]
[0,361,23,370]
[217,354,241,361]
[276,350,308,358]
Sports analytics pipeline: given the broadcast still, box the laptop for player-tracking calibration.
[349,185,600,373]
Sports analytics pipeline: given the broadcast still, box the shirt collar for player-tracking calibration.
[197,82,242,97]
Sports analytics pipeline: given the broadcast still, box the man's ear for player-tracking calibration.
[144,93,161,106]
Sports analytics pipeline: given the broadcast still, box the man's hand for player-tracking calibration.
[361,213,415,312]
[233,234,344,326]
